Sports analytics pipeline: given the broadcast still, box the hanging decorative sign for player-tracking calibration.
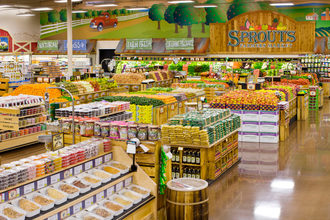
[126,38,152,50]
[210,11,315,54]
[166,38,194,50]
[228,18,296,49]
[0,37,9,52]
[64,40,87,51]
[37,40,58,51]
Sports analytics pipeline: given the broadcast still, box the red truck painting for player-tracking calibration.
[90,12,118,32]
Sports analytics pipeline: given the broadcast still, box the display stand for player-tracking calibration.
[169,129,239,180]
[297,93,309,120]
[0,146,157,220]
[0,102,47,152]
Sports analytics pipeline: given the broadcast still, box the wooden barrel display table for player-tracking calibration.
[166,178,209,220]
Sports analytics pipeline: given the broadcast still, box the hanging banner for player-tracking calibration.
[37,40,58,51]
[64,40,87,51]
[0,37,9,52]
[126,38,152,50]
[166,38,194,50]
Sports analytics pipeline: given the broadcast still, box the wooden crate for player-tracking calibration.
[167,103,178,119]
[280,122,290,142]
[0,78,9,96]
[153,106,168,125]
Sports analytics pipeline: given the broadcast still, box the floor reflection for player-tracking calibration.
[209,99,330,220]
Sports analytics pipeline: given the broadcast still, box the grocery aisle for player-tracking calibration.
[209,99,330,220]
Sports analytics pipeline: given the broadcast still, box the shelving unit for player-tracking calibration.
[0,102,47,152]
[170,129,239,181]
[0,146,157,220]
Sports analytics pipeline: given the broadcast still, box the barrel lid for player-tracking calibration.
[167,178,208,192]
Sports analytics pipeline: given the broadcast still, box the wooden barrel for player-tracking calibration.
[166,178,209,220]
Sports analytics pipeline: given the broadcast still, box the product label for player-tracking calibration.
[84,197,94,207]
[85,161,93,170]
[73,203,82,214]
[74,165,83,175]
[24,183,35,194]
[37,178,47,190]
[50,174,60,185]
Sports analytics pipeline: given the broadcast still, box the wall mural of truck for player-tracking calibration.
[90,12,118,31]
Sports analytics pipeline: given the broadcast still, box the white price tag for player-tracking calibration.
[139,144,149,153]
[73,203,82,214]
[127,144,136,154]
[124,178,132,187]
[24,183,35,194]
[74,165,83,175]
[106,187,114,197]
[50,174,60,185]
[116,182,123,192]
[37,179,47,189]
[85,161,93,170]
[85,197,94,207]
[95,158,102,166]
[48,214,58,220]
[96,192,104,202]
[104,154,111,162]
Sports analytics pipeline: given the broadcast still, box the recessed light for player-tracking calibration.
[270,3,294,6]
[94,4,118,7]
[55,0,83,3]
[127,8,148,11]
[168,0,194,4]
[17,13,35,16]
[32,7,53,11]
[0,5,9,8]
[72,10,87,13]
[194,4,217,8]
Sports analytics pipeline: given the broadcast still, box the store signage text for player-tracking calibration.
[228,30,296,48]
[64,40,87,51]
[166,38,194,50]
[126,38,152,50]
[37,40,58,51]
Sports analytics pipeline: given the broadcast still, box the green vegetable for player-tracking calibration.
[94,96,165,107]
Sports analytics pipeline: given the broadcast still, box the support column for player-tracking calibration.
[67,0,73,78]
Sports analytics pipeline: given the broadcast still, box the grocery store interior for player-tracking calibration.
[0,0,329,219]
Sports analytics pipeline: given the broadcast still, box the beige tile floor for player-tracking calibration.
[209,99,330,220]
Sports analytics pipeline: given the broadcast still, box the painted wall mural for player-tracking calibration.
[40,1,330,40]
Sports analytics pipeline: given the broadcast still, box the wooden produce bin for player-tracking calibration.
[169,129,240,181]
[288,97,297,121]
[0,78,9,96]
[297,93,309,120]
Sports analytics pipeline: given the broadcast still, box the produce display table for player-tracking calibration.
[297,93,309,120]
[168,128,240,181]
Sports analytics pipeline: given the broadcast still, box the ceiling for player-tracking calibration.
[0,0,329,11]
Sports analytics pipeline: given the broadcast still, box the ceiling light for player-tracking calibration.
[270,3,294,6]
[168,0,194,3]
[72,10,87,13]
[55,0,83,3]
[32,7,53,11]
[17,12,35,16]
[94,4,118,7]
[0,5,10,8]
[194,4,217,8]
[127,8,148,11]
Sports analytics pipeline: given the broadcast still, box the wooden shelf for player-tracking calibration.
[0,103,44,115]
[59,110,126,119]
[0,151,111,194]
[215,141,238,162]
[19,121,46,129]
[32,172,134,220]
[167,128,240,149]
[0,131,46,153]
[18,112,46,119]
[172,162,201,167]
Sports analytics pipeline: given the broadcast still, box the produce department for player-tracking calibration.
[0,0,329,220]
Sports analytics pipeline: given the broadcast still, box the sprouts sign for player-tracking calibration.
[210,11,315,54]
[228,19,296,49]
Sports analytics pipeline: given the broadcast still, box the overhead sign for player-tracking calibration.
[37,40,58,51]
[126,38,152,50]
[210,11,315,54]
[0,37,9,52]
[64,40,87,51]
[166,38,194,50]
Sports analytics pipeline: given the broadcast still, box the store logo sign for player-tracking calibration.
[37,40,58,51]
[228,19,296,48]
